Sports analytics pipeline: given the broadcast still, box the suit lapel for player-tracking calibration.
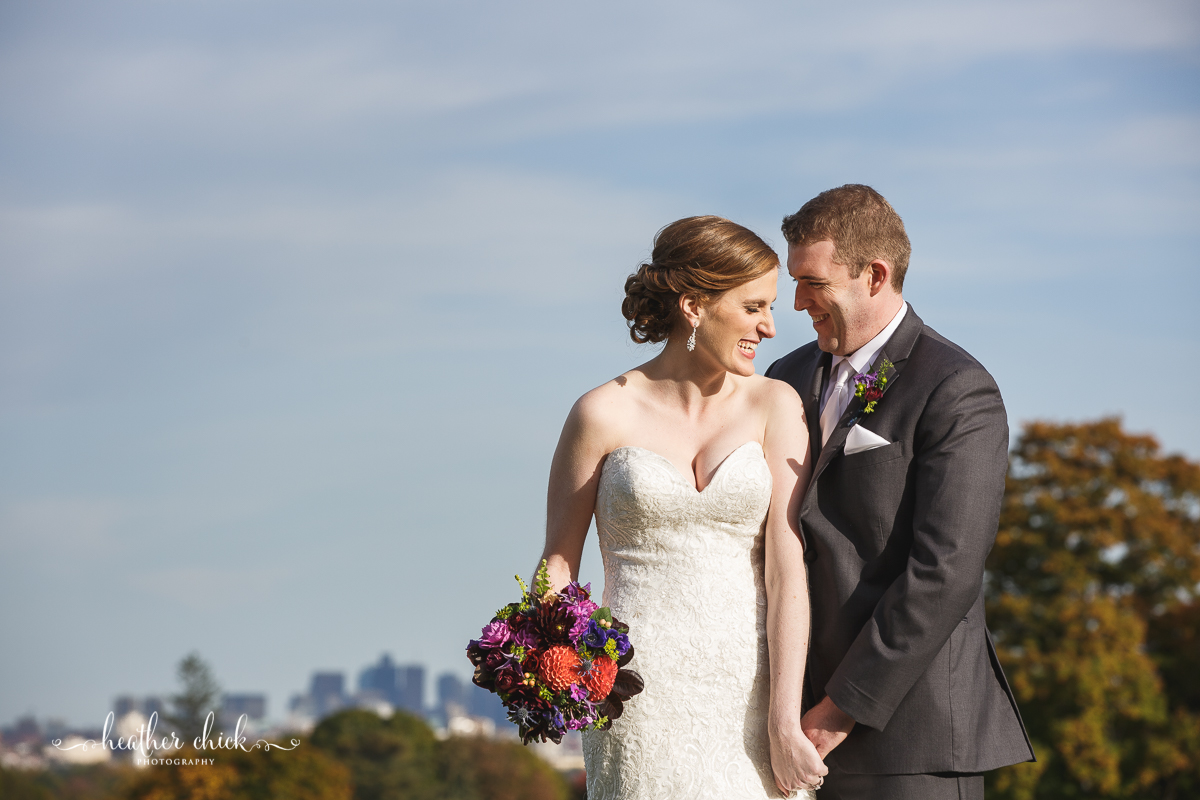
[807,306,925,486]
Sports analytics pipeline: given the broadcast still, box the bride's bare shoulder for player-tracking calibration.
[740,373,805,417]
[564,370,648,446]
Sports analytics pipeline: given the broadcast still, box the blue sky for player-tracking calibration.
[1,0,1198,727]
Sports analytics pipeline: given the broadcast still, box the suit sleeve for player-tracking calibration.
[824,366,1009,731]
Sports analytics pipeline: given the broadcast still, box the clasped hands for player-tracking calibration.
[772,696,856,795]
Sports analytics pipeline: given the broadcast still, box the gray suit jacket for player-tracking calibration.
[766,306,1034,775]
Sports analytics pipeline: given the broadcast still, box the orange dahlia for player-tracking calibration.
[538,645,581,692]
[580,656,618,701]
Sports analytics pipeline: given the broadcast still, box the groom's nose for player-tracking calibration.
[794,284,809,311]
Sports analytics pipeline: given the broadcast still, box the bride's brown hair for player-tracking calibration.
[622,216,779,345]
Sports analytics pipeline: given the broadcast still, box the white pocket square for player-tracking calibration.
[845,424,891,455]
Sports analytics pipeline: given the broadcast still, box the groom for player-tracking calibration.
[765,185,1035,799]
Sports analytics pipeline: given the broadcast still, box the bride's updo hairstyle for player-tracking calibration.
[622,216,778,344]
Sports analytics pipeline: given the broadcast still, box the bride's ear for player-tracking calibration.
[678,293,703,329]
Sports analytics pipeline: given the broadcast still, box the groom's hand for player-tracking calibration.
[801,696,856,758]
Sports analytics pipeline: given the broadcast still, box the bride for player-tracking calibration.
[538,216,827,799]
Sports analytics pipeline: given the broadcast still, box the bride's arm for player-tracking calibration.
[538,389,615,592]
[762,381,828,794]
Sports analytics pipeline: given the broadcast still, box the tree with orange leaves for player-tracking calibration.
[986,418,1200,800]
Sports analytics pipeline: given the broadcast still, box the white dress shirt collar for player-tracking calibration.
[831,301,908,380]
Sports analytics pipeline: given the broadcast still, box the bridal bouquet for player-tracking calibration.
[466,561,643,744]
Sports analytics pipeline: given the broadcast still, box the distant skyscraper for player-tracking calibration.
[359,654,399,703]
[221,694,267,727]
[396,664,425,715]
[436,672,465,714]
[310,672,346,718]
[468,682,512,728]
[114,696,166,720]
[114,696,138,717]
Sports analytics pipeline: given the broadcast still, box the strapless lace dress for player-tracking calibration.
[582,441,811,800]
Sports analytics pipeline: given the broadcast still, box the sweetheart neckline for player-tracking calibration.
[605,441,765,494]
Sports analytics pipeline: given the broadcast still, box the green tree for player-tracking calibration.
[434,735,569,800]
[306,709,570,800]
[0,763,53,800]
[166,652,221,745]
[31,763,137,800]
[986,419,1200,800]
[308,709,441,800]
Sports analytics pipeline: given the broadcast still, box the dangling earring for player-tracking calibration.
[686,321,698,352]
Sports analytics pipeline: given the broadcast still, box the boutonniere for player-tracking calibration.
[851,358,894,417]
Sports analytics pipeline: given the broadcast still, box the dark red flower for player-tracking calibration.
[534,601,574,645]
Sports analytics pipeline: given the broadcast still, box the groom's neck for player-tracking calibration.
[837,293,904,357]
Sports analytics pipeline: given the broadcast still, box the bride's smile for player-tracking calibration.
[689,268,778,378]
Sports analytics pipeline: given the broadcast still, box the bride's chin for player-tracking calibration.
[730,362,755,377]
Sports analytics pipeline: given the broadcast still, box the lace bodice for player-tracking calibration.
[582,442,811,800]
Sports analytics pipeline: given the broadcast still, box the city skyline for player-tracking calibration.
[2,651,507,734]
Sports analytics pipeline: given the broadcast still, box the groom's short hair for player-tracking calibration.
[782,184,911,291]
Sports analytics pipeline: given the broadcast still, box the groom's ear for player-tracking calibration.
[865,259,894,297]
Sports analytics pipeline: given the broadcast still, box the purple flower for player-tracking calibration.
[562,582,599,612]
[498,649,525,673]
[561,581,590,602]
[608,630,631,656]
[564,701,597,730]
[582,620,608,649]
[568,684,588,702]
[561,583,600,638]
[479,620,512,648]
[566,609,595,642]
[850,358,893,418]
[509,623,539,649]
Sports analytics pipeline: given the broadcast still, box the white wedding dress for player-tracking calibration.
[582,441,813,800]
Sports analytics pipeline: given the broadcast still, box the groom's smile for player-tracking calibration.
[787,240,864,355]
